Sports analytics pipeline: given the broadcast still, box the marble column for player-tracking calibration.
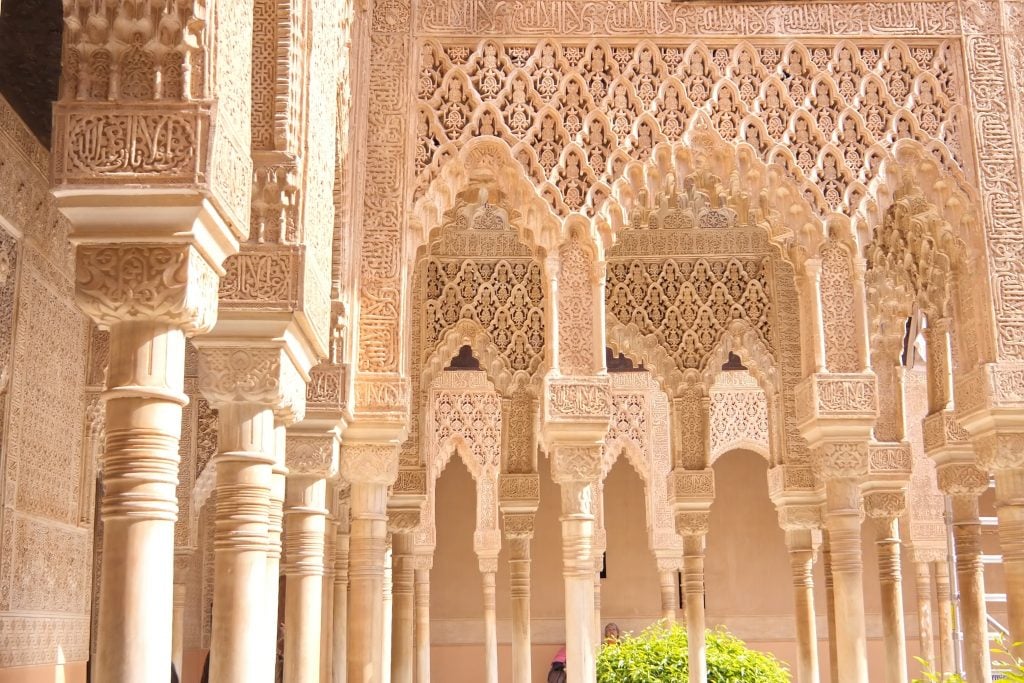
[934,560,955,676]
[342,445,398,683]
[382,542,394,683]
[553,468,599,683]
[391,532,416,683]
[321,519,338,683]
[205,399,276,682]
[822,533,839,683]
[784,528,821,683]
[481,562,500,683]
[993,466,1024,646]
[505,524,534,683]
[87,313,205,682]
[866,494,908,683]
[658,569,678,624]
[265,426,288,683]
[679,521,709,683]
[172,549,193,678]
[283,470,329,683]
[332,499,351,683]
[913,559,936,672]
[414,555,433,683]
[822,474,869,683]
[938,464,991,683]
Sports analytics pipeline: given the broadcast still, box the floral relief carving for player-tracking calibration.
[415,38,965,225]
[197,348,304,411]
[286,435,339,477]
[709,370,770,461]
[75,245,219,332]
[820,240,859,373]
[340,445,400,486]
[557,232,596,375]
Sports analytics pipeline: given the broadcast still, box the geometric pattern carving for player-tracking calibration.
[416,38,965,221]
[709,370,770,461]
[606,257,773,372]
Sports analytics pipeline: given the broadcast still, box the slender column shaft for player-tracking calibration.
[824,479,868,683]
[560,481,597,683]
[211,403,276,683]
[321,556,336,683]
[593,571,602,644]
[683,536,707,683]
[332,532,350,683]
[265,428,287,683]
[347,482,389,683]
[933,561,955,676]
[659,570,678,624]
[95,322,186,683]
[786,531,820,683]
[382,546,394,683]
[172,579,186,677]
[391,534,416,683]
[508,539,532,683]
[995,469,1024,646]
[914,561,935,672]
[874,517,908,683]
[283,476,327,683]
[951,495,991,683]
[482,570,499,683]
[414,566,431,683]
[822,534,839,683]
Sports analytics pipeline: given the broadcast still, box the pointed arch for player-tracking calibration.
[411,136,563,255]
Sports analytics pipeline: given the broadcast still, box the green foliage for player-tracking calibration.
[596,623,791,683]
[911,636,1024,683]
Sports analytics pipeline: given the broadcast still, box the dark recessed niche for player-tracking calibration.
[0,0,62,146]
[721,351,747,371]
[445,345,482,371]
[606,348,646,372]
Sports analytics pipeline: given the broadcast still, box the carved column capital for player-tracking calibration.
[285,433,339,479]
[550,445,603,484]
[339,444,399,486]
[975,431,1024,472]
[864,491,907,521]
[675,510,711,537]
[387,508,422,534]
[75,244,220,332]
[936,462,989,497]
[777,504,823,532]
[502,512,536,540]
[669,468,716,508]
[197,346,306,418]
[813,441,870,481]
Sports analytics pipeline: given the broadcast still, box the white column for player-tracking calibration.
[332,509,351,683]
[283,474,328,683]
[382,541,394,683]
[391,533,416,683]
[481,562,499,683]
[784,528,821,683]
[913,559,936,672]
[265,426,288,683]
[414,555,433,683]
[679,523,708,683]
[342,445,398,683]
[865,495,908,683]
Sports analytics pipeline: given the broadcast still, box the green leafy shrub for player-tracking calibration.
[596,623,791,682]
[911,636,1024,683]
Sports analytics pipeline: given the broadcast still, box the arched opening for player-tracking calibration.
[602,457,662,629]
[431,456,489,679]
[706,451,795,662]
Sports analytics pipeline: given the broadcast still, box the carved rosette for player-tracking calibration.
[340,444,399,486]
[197,346,305,416]
[285,434,339,478]
[550,445,603,484]
[935,462,989,497]
[813,442,870,481]
[75,244,219,333]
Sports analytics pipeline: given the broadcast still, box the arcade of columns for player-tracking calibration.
[15,1,1024,683]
